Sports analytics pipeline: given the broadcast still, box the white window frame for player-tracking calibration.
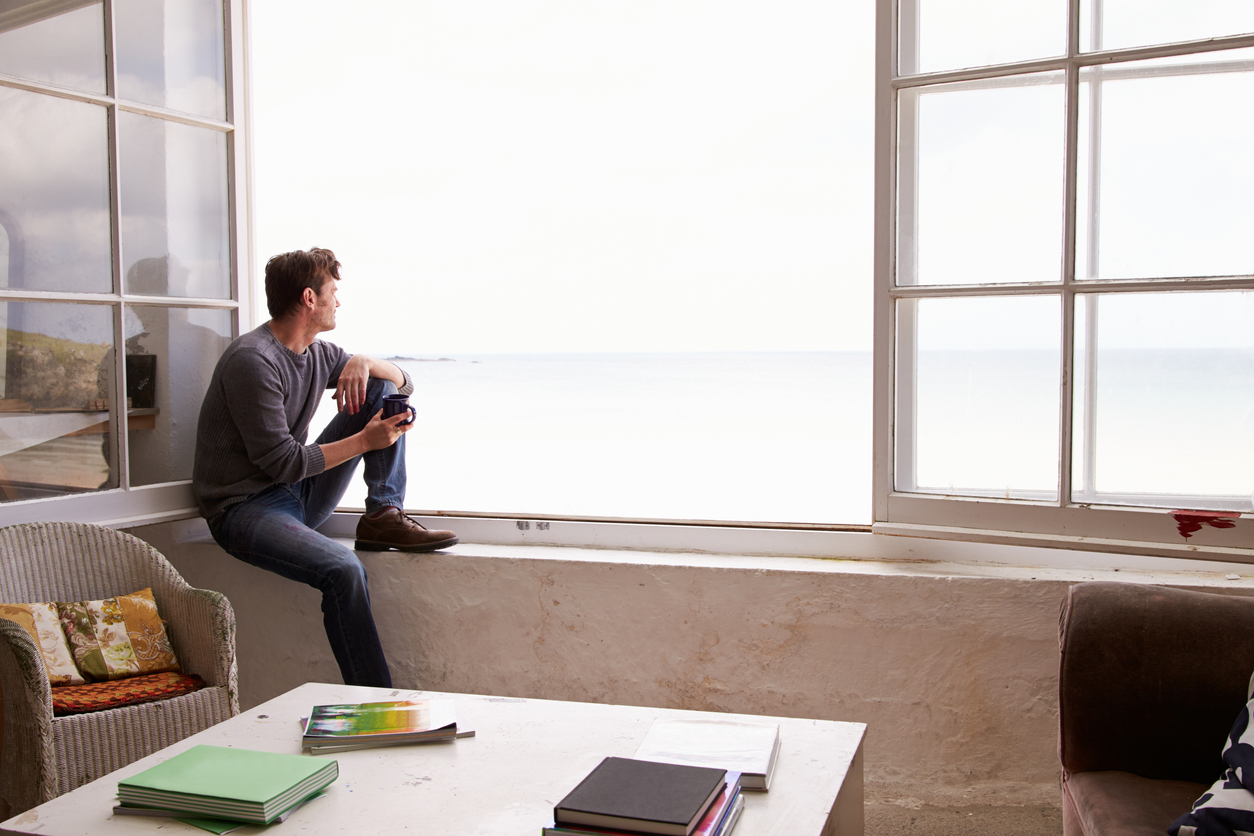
[872,0,1254,561]
[0,0,252,528]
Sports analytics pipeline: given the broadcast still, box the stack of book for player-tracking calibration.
[115,745,338,825]
[633,718,781,791]
[301,698,471,753]
[545,757,743,836]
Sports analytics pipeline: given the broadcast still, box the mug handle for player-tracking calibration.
[401,404,417,426]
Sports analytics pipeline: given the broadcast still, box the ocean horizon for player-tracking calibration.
[318,351,874,524]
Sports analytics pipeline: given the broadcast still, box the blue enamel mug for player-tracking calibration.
[381,393,417,426]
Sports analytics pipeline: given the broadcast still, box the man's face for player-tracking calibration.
[311,274,340,332]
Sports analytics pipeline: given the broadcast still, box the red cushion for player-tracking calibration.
[51,671,206,716]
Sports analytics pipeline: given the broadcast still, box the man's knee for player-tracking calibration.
[366,377,398,401]
[322,548,370,594]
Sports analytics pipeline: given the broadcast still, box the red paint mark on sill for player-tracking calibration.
[1171,510,1241,539]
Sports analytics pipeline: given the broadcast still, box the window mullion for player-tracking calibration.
[872,0,897,522]
[104,0,130,492]
[102,0,116,100]
[1077,26,1104,503]
[1079,294,1099,501]
[1057,0,1083,508]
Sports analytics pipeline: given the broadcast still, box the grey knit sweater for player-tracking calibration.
[192,323,413,519]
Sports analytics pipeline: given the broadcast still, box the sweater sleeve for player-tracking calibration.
[220,350,325,483]
[322,345,412,396]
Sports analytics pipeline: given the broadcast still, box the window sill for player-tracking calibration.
[162,513,1254,585]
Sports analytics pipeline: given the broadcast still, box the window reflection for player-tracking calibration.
[0,302,115,500]
[115,0,226,120]
[119,113,231,298]
[0,1,105,94]
[0,87,112,294]
[125,302,231,486]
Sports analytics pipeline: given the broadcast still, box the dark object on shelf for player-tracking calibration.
[126,355,156,409]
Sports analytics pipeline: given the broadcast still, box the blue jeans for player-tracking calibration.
[207,378,404,688]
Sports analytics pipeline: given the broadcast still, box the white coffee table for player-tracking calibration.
[1,683,865,836]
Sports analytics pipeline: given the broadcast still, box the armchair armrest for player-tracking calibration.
[0,618,58,815]
[157,586,238,714]
[1059,581,1254,784]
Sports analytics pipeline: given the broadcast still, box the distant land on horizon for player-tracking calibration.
[386,356,456,362]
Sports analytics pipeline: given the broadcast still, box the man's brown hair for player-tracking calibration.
[264,247,341,320]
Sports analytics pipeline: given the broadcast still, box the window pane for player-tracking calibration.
[126,305,231,486]
[0,87,112,294]
[1072,291,1254,510]
[898,0,1065,75]
[897,295,1060,499]
[0,301,116,500]
[115,0,226,120]
[1076,50,1254,281]
[1080,0,1254,53]
[0,1,105,93]
[119,113,231,298]
[898,74,1065,286]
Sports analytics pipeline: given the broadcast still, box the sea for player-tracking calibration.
[314,352,874,525]
[315,349,1254,524]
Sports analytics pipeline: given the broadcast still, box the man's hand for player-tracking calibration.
[334,354,406,414]
[319,408,411,471]
[360,408,412,451]
[334,354,373,414]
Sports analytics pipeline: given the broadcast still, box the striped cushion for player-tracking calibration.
[51,671,206,716]
[1171,691,1254,836]
[57,588,180,682]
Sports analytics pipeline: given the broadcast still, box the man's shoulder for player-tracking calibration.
[309,337,351,367]
[224,323,279,356]
[216,328,347,381]
[212,327,268,369]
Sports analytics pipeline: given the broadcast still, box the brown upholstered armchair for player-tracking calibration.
[1059,581,1254,836]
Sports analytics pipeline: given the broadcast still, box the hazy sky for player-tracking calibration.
[249,2,1253,357]
[249,1,875,357]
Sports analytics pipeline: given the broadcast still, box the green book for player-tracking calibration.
[117,745,338,824]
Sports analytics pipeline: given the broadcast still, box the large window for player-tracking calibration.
[0,0,247,525]
[252,1,875,528]
[876,0,1254,557]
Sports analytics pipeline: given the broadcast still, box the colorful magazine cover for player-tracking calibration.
[303,699,457,739]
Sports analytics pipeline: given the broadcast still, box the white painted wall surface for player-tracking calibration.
[132,521,1254,804]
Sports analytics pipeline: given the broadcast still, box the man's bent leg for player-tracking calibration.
[306,377,457,552]
[208,486,392,688]
[305,377,398,528]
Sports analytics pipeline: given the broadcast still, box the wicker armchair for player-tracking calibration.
[0,521,238,817]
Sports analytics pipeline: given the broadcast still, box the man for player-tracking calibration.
[192,247,457,688]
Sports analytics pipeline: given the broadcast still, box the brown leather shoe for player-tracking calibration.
[354,507,459,552]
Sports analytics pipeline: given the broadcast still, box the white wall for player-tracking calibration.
[133,520,1254,805]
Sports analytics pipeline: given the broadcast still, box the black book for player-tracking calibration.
[554,757,728,836]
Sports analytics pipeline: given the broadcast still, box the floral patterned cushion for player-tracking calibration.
[57,588,180,682]
[0,601,87,685]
